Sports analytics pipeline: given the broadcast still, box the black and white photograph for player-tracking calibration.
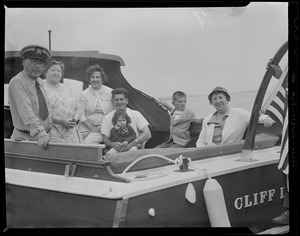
[4,2,296,234]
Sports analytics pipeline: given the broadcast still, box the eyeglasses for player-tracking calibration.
[27,58,46,66]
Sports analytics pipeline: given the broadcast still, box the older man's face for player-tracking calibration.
[113,94,128,111]
[23,58,45,79]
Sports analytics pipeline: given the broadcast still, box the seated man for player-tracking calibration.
[156,91,202,148]
[101,88,152,153]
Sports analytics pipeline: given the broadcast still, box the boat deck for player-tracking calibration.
[6,146,281,199]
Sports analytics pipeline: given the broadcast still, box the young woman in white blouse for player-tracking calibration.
[77,65,114,144]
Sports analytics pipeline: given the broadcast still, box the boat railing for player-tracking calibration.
[4,139,105,161]
[4,139,130,183]
[241,41,288,161]
[4,131,279,183]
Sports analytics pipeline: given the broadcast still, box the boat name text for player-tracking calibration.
[234,187,286,210]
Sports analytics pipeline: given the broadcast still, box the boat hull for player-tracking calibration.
[123,165,285,229]
[6,184,118,228]
[6,162,286,231]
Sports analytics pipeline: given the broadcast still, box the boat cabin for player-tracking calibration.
[4,50,171,147]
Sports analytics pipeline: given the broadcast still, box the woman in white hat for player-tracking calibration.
[196,86,274,147]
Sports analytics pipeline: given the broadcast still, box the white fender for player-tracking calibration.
[203,178,231,227]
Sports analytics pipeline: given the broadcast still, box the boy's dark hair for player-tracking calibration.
[172,91,186,101]
[111,88,128,99]
[112,110,131,126]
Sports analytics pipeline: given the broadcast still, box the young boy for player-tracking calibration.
[106,109,137,154]
[156,91,198,148]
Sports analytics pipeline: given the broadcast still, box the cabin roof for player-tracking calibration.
[5,50,125,66]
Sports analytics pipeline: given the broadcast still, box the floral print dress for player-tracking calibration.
[44,82,81,143]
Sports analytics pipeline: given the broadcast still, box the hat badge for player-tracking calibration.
[35,47,43,55]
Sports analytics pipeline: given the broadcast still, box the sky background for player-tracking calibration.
[5,3,288,98]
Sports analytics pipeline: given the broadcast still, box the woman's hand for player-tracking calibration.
[82,120,101,133]
[63,119,75,129]
[266,59,283,79]
[91,125,101,133]
[69,117,77,126]
[263,116,275,128]
[58,118,76,129]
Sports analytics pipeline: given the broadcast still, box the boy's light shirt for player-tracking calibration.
[172,110,183,122]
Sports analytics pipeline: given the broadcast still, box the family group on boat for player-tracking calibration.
[6,42,289,228]
[8,44,277,151]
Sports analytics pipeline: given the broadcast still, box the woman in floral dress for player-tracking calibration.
[77,64,114,144]
[43,60,82,143]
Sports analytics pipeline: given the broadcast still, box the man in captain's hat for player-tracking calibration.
[8,44,54,149]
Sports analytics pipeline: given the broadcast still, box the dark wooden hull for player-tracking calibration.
[123,164,285,230]
[6,161,286,232]
[6,184,118,228]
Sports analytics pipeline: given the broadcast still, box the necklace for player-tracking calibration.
[217,107,229,122]
[45,79,60,88]
[44,80,63,97]
[217,107,228,116]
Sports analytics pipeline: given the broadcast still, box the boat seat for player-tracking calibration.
[185,120,202,148]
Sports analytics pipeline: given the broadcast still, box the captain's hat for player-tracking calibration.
[20,45,52,63]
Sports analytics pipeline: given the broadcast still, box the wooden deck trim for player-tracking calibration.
[257,225,289,234]
[4,139,105,162]
[113,199,129,227]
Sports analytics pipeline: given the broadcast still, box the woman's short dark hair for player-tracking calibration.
[42,59,65,79]
[85,64,108,83]
[112,109,131,126]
